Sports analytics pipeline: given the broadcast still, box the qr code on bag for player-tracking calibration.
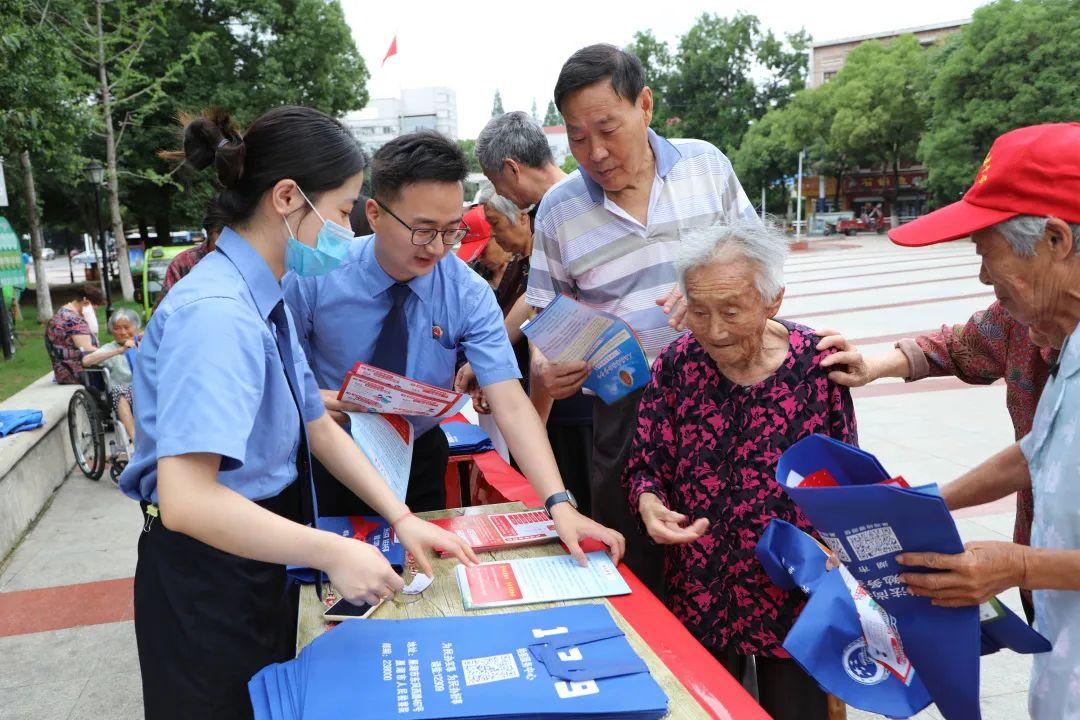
[820,532,851,563]
[846,525,902,561]
[461,653,520,686]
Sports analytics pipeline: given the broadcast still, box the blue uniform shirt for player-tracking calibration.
[120,228,325,504]
[283,234,521,435]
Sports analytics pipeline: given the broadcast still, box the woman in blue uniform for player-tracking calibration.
[120,106,477,719]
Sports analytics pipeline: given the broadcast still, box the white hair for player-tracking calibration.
[107,307,142,332]
[675,218,789,302]
[475,179,524,225]
[993,215,1080,257]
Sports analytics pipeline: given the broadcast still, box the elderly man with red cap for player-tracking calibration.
[828,123,1080,719]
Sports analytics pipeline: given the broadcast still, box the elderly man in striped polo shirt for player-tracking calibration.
[527,43,760,597]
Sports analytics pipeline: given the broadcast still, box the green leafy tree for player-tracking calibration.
[115,0,369,242]
[920,0,1080,205]
[628,15,808,152]
[829,35,933,226]
[491,90,504,117]
[560,155,579,174]
[456,139,482,175]
[0,2,93,319]
[543,100,563,127]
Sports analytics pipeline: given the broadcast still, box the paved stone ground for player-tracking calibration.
[0,234,1040,718]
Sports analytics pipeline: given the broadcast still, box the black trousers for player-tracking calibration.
[714,645,829,720]
[311,424,450,515]
[134,482,301,720]
[591,389,667,600]
[547,423,593,518]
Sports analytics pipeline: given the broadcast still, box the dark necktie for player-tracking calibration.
[269,300,318,527]
[371,283,411,376]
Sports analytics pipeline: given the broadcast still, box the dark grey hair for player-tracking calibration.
[475,180,523,225]
[108,307,142,333]
[475,111,554,175]
[994,215,1080,257]
[676,218,789,302]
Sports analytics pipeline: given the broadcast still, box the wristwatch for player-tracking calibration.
[544,490,578,518]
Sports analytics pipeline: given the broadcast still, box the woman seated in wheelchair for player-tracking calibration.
[82,308,141,449]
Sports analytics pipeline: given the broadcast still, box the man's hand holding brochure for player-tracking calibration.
[523,295,651,404]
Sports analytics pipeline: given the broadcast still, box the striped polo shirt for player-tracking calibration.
[526,128,759,362]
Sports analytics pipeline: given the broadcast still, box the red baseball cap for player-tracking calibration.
[455,205,491,263]
[890,123,1080,247]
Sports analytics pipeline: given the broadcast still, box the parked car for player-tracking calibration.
[825,215,887,236]
[42,247,56,260]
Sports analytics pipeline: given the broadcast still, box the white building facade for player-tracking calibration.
[343,87,459,152]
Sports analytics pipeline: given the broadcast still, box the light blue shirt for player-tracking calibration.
[120,228,324,504]
[1019,323,1080,719]
[283,234,521,435]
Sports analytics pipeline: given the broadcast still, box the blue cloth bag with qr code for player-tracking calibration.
[772,434,1050,720]
[248,604,669,719]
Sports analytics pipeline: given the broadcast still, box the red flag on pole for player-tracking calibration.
[381,35,398,67]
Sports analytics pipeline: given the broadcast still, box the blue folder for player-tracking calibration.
[249,604,668,719]
[441,421,494,455]
[767,434,1050,720]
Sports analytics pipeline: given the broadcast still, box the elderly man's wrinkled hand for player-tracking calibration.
[320,388,366,425]
[816,329,874,387]
[657,288,688,331]
[533,357,591,400]
[898,540,1028,607]
[638,493,709,546]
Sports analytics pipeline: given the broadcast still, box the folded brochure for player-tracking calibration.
[338,361,468,418]
[456,551,630,609]
[521,294,650,404]
[432,509,559,556]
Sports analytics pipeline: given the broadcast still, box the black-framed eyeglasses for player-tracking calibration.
[374,198,470,247]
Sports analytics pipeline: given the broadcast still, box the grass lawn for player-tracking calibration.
[0,295,143,402]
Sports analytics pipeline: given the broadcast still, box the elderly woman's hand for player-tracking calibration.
[898,541,1028,607]
[816,329,875,387]
[638,493,709,545]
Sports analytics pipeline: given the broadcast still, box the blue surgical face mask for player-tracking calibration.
[282,187,354,276]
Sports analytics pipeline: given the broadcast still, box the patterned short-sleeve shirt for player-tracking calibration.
[622,321,858,656]
[44,307,92,385]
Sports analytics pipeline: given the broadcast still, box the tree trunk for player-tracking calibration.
[833,170,845,210]
[95,0,134,301]
[19,150,53,322]
[890,156,901,229]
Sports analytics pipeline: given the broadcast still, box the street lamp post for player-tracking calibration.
[84,160,112,317]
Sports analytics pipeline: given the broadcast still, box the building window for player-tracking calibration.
[822,71,837,82]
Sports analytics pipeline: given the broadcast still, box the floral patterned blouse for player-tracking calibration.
[44,307,92,385]
[622,320,857,656]
[912,301,1056,550]
[160,243,212,299]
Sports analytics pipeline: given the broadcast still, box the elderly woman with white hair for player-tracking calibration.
[83,307,141,448]
[621,218,855,720]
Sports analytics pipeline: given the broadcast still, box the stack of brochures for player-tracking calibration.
[441,421,494,454]
[249,604,669,719]
[758,434,1050,720]
[432,509,559,555]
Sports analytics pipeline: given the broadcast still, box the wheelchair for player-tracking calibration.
[67,366,132,483]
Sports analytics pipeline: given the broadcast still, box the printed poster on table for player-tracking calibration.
[521,294,650,404]
[455,551,630,609]
[431,510,558,555]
